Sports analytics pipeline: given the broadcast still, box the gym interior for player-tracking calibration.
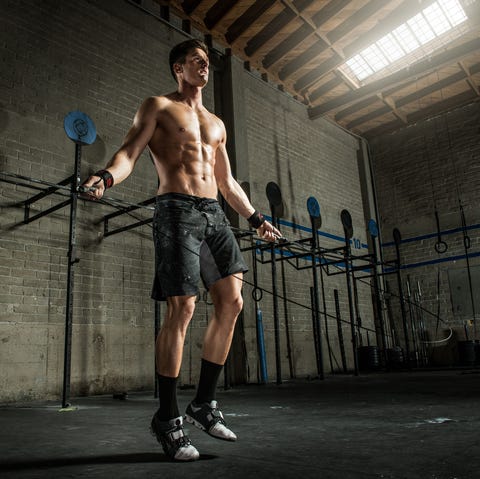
[1,1,479,478]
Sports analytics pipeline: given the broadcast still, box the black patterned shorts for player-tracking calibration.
[151,193,248,301]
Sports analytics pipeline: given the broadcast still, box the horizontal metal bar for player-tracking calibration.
[104,217,153,237]
[0,176,46,193]
[24,199,71,224]
[102,196,156,220]
[24,176,73,206]
[0,171,72,193]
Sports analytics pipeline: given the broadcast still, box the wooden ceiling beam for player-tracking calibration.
[251,0,316,62]
[380,95,407,123]
[342,0,436,59]
[361,118,404,139]
[295,1,435,91]
[308,37,480,119]
[326,0,390,45]
[263,23,313,68]
[341,92,409,128]
[346,106,391,129]
[278,39,329,80]
[245,7,297,57]
[181,0,203,16]
[292,0,316,10]
[282,0,316,13]
[362,90,478,138]
[408,90,477,123]
[334,71,437,121]
[309,76,344,103]
[310,0,351,28]
[270,1,349,76]
[266,0,399,86]
[458,61,480,96]
[398,70,467,107]
[340,67,477,128]
[294,53,342,91]
[204,0,240,30]
[334,96,379,121]
[225,0,276,44]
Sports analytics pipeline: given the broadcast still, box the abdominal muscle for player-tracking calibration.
[149,139,219,199]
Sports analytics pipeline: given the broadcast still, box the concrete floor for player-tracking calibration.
[1,370,479,479]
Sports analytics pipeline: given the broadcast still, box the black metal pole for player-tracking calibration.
[318,252,334,374]
[393,230,410,368]
[310,286,320,371]
[371,237,388,367]
[334,289,347,373]
[309,217,324,380]
[251,240,261,383]
[61,143,81,409]
[406,277,419,367]
[351,271,363,346]
[460,205,476,339]
[415,282,429,366]
[280,255,294,379]
[270,208,282,385]
[385,281,398,347]
[343,238,359,376]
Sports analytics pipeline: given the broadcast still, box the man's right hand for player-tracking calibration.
[257,220,282,242]
[79,174,105,201]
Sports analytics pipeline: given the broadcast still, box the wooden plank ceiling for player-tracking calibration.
[158,0,480,139]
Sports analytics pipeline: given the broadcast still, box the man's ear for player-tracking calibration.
[174,63,183,76]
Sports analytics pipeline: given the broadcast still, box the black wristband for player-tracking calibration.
[248,210,265,229]
[94,169,114,189]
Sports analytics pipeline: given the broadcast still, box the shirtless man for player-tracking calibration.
[81,39,280,461]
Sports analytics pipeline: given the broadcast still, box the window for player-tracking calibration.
[340,0,468,84]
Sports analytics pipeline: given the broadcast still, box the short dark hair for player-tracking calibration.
[169,39,209,82]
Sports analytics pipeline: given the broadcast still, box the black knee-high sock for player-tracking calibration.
[194,358,223,404]
[156,374,180,421]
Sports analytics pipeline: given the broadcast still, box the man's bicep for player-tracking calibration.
[121,98,159,159]
[214,143,234,186]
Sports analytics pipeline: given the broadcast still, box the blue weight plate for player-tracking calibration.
[64,111,96,145]
[307,196,320,218]
[368,219,378,237]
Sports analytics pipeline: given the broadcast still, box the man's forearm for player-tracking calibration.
[219,179,256,220]
[102,149,136,185]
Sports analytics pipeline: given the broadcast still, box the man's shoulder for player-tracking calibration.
[137,95,179,119]
[142,94,173,108]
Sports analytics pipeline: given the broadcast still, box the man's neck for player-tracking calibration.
[176,84,203,109]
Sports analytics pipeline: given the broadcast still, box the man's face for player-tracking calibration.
[176,48,209,87]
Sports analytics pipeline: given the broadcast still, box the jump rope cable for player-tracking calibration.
[93,192,453,343]
[1,175,452,343]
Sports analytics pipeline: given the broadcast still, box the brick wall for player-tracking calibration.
[0,0,375,402]
[0,0,195,401]
[238,75,374,380]
[370,102,480,364]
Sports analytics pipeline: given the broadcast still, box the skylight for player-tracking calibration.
[342,0,468,83]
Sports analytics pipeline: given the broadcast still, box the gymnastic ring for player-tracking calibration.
[252,287,263,302]
[464,235,471,250]
[434,241,448,254]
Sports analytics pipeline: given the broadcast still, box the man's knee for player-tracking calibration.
[232,294,243,315]
[166,296,196,327]
[217,293,243,317]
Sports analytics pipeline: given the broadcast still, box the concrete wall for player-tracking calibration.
[369,102,480,364]
[0,0,374,402]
